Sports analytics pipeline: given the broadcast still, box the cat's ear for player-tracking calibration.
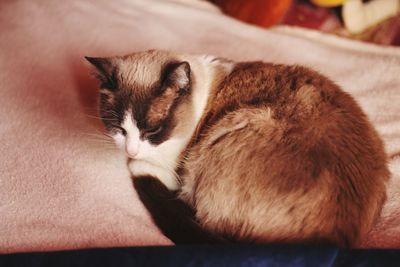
[163,61,191,94]
[85,56,118,90]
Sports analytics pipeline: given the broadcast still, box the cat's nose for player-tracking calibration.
[126,145,139,158]
[126,149,138,158]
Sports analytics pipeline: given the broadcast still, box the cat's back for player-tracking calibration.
[182,61,389,247]
[203,62,386,166]
[207,61,361,125]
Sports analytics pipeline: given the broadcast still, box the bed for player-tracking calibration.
[1,0,400,264]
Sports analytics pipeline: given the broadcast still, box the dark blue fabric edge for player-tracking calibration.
[1,245,400,267]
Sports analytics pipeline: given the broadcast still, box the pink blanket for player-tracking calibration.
[1,0,400,253]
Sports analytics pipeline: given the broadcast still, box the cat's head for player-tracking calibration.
[86,50,233,189]
[86,50,227,184]
[86,50,200,162]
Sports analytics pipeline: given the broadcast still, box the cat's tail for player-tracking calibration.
[133,177,228,244]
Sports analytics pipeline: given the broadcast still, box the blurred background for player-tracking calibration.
[209,0,400,46]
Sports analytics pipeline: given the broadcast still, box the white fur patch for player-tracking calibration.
[112,132,125,150]
[121,112,140,158]
[191,55,217,123]
[128,160,179,190]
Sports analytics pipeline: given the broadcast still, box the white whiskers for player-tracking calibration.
[81,131,117,150]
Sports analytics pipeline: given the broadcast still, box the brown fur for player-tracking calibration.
[180,62,389,247]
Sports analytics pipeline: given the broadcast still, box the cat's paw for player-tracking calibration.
[128,160,180,191]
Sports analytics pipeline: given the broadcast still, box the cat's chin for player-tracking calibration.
[128,159,180,191]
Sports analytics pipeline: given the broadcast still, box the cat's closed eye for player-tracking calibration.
[112,124,127,136]
[144,125,163,139]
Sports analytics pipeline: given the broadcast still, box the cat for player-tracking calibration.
[86,49,389,247]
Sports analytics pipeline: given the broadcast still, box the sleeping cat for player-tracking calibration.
[86,50,389,247]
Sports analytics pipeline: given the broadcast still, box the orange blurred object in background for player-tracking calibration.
[211,0,294,27]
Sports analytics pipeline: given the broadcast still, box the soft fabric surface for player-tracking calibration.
[0,0,399,253]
